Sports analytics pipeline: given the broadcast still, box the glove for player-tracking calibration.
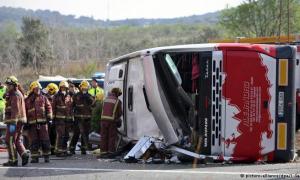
[9,124,16,133]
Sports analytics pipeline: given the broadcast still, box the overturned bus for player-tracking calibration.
[104,43,297,162]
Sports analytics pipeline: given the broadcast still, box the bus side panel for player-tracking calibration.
[223,51,276,161]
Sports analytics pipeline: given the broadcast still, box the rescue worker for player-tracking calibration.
[67,80,82,154]
[71,80,94,154]
[88,78,104,98]
[53,81,73,157]
[68,80,79,96]
[0,81,6,122]
[91,92,104,133]
[45,83,59,155]
[100,88,122,156]
[3,76,29,166]
[25,81,52,163]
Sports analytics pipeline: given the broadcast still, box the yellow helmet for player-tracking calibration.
[29,81,42,92]
[46,83,59,95]
[79,80,90,90]
[59,80,69,89]
[111,88,122,96]
[5,76,19,85]
[95,92,104,101]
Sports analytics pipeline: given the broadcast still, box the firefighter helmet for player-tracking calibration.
[111,88,122,96]
[46,83,59,95]
[59,81,69,89]
[5,76,19,86]
[79,80,90,90]
[29,81,42,92]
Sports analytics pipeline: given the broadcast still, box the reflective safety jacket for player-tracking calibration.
[73,92,94,119]
[4,90,27,124]
[0,86,6,112]
[88,87,104,98]
[25,93,53,124]
[53,91,73,121]
[101,94,122,121]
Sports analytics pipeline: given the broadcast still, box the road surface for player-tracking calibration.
[0,152,299,180]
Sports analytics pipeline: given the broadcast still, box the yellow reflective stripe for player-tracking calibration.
[6,106,11,110]
[57,106,66,109]
[279,59,288,86]
[101,115,114,120]
[31,153,39,157]
[47,114,53,119]
[37,119,47,123]
[277,123,287,150]
[4,118,18,123]
[28,108,35,113]
[74,114,91,118]
[112,99,119,120]
[76,104,85,107]
[55,115,67,119]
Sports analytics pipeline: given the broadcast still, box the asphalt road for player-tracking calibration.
[0,152,299,180]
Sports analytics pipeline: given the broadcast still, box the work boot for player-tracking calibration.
[44,155,50,163]
[56,152,67,157]
[30,157,39,163]
[3,161,18,167]
[51,148,55,155]
[21,153,29,166]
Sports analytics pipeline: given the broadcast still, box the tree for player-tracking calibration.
[18,17,52,74]
[219,0,300,37]
[0,22,20,73]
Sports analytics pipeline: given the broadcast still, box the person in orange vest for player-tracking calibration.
[25,81,53,163]
[53,81,73,157]
[100,88,122,156]
[3,76,29,166]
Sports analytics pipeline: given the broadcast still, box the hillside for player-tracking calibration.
[0,6,219,28]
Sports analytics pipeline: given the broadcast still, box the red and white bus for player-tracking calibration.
[105,43,297,162]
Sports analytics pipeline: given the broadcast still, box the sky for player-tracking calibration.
[0,0,244,20]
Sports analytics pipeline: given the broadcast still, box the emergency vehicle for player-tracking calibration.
[105,43,297,162]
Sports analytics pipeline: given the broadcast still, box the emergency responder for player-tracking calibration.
[25,81,53,163]
[0,81,6,122]
[53,81,73,157]
[45,83,59,155]
[88,78,104,98]
[71,80,94,154]
[91,92,104,133]
[67,79,82,154]
[3,76,29,166]
[100,88,122,156]
[68,80,79,96]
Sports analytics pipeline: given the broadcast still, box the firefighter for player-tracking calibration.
[71,80,94,154]
[25,81,52,163]
[3,76,29,166]
[67,80,82,154]
[53,81,73,157]
[100,88,122,156]
[0,81,6,122]
[45,83,59,155]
